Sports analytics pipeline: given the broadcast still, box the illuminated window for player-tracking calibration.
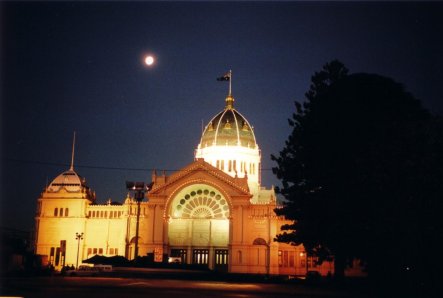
[289,251,295,267]
[221,160,224,170]
[60,208,64,217]
[278,250,295,267]
[93,248,97,255]
[104,211,107,218]
[65,208,69,217]
[87,248,92,255]
[216,160,220,169]
[99,248,103,255]
[283,251,289,267]
[233,160,237,172]
[54,208,58,217]
[228,160,232,172]
[109,248,114,255]
[88,211,91,217]
[115,248,118,255]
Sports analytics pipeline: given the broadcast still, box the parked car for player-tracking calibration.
[66,265,100,276]
[94,264,113,272]
[168,257,182,264]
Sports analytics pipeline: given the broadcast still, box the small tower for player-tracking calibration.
[34,133,95,270]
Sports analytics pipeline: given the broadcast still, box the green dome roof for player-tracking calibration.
[200,95,257,148]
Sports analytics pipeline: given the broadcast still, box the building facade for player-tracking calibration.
[34,92,336,276]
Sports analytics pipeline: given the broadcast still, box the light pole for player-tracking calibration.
[75,232,84,269]
[126,181,153,259]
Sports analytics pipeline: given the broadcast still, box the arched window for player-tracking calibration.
[253,238,267,245]
[54,208,58,217]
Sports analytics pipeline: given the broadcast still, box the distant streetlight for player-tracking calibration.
[75,232,84,269]
[126,181,153,259]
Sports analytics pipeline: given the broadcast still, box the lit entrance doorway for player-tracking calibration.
[193,249,209,266]
[168,184,231,271]
[214,249,228,272]
[170,248,187,264]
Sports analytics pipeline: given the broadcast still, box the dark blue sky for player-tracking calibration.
[2,1,443,231]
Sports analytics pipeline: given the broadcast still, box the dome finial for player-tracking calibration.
[225,70,233,109]
[225,94,234,110]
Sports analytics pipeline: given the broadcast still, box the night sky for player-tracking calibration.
[2,1,443,231]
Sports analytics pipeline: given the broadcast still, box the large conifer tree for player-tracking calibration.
[272,60,442,291]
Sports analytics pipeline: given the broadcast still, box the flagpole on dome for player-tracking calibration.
[217,70,233,109]
[70,131,76,171]
[229,69,232,96]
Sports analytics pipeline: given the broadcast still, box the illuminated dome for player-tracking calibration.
[46,167,95,200]
[200,95,257,149]
[195,93,261,194]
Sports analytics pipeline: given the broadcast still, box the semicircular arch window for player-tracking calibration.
[171,184,230,219]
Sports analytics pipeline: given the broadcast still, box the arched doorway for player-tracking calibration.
[128,236,141,260]
[167,184,230,270]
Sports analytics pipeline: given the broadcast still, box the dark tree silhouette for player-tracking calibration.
[272,61,442,292]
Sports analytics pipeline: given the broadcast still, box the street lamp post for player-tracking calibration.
[126,181,153,259]
[75,232,84,269]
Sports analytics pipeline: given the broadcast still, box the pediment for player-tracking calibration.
[148,159,251,198]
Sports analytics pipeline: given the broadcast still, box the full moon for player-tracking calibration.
[144,56,154,66]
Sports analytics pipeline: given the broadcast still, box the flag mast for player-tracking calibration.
[229,69,232,96]
[70,131,76,171]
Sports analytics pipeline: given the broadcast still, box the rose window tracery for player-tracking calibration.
[171,186,229,219]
